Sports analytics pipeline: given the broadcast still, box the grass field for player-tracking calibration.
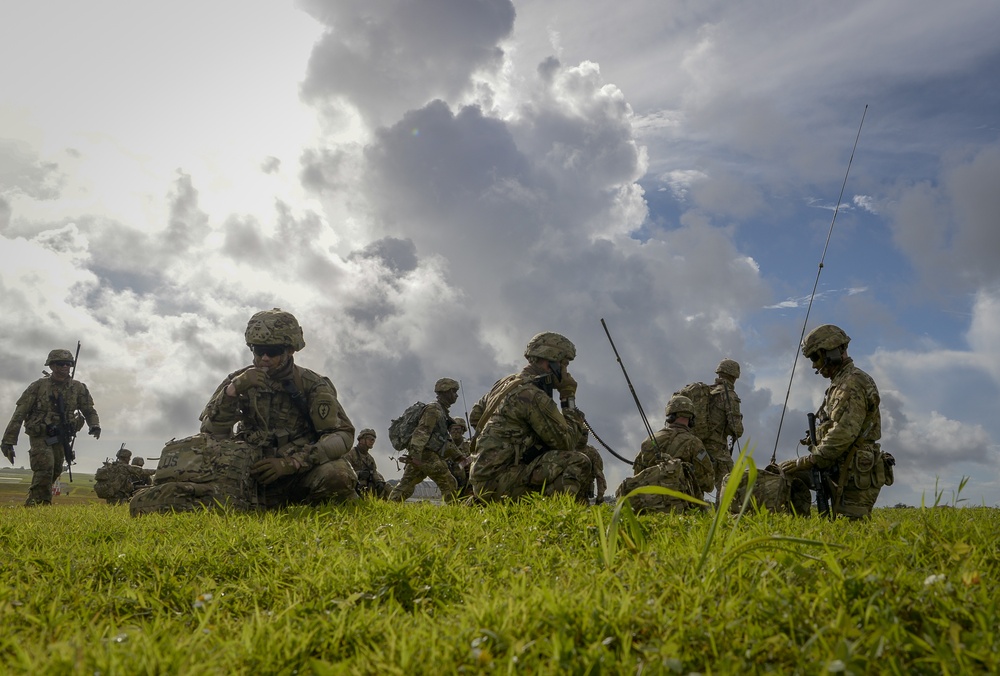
[1,472,996,674]
[0,469,101,506]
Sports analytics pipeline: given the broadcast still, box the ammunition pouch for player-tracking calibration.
[849,444,892,490]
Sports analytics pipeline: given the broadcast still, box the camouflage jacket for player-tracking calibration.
[408,401,459,458]
[813,357,881,469]
[199,361,354,470]
[3,376,100,446]
[705,380,744,450]
[469,365,583,480]
[634,422,714,495]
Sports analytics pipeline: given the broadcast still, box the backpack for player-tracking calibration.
[673,382,713,442]
[94,462,132,501]
[726,466,792,514]
[129,433,262,516]
[615,457,696,514]
[388,402,429,451]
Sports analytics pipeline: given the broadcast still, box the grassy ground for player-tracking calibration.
[0,469,101,505]
[1,490,996,674]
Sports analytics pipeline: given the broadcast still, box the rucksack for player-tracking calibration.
[616,457,696,514]
[94,462,132,501]
[388,402,429,451]
[129,433,262,516]
[673,382,712,442]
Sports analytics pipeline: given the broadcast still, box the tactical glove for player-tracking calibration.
[250,457,297,485]
[89,426,101,440]
[1,444,14,464]
[556,370,578,399]
[232,368,266,394]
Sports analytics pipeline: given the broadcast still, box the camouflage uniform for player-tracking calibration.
[704,359,744,493]
[2,349,100,506]
[617,396,714,513]
[576,433,607,502]
[469,333,590,503]
[389,378,462,503]
[129,457,154,491]
[447,419,473,496]
[199,309,358,507]
[781,325,889,519]
[345,429,388,498]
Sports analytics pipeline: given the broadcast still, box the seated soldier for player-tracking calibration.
[616,395,714,513]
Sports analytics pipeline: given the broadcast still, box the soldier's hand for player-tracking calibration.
[89,426,101,440]
[250,457,297,485]
[1,444,14,464]
[232,368,267,395]
[556,370,578,399]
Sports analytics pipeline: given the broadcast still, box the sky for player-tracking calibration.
[2,0,999,507]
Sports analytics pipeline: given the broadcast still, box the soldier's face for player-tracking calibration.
[49,361,72,382]
[251,345,289,371]
[359,435,375,450]
[450,426,464,442]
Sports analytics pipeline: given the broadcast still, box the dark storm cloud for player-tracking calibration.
[353,236,418,274]
[298,0,515,125]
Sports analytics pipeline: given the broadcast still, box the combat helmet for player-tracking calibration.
[434,377,460,393]
[524,332,576,362]
[665,395,696,419]
[45,349,75,366]
[449,418,467,431]
[801,324,850,359]
[716,358,741,379]
[131,457,145,467]
[245,308,305,352]
[357,428,377,440]
[116,447,132,460]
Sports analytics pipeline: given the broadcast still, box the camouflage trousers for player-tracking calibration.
[470,448,593,503]
[258,457,359,508]
[783,466,881,520]
[26,435,66,506]
[389,448,458,503]
[705,442,733,495]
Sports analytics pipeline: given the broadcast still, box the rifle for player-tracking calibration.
[51,393,77,483]
[807,412,832,516]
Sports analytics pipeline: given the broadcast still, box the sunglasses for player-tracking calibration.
[251,345,287,358]
[50,361,74,367]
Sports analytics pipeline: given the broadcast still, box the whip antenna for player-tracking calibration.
[770,105,868,464]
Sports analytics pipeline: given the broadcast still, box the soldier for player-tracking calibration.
[199,308,358,507]
[114,446,132,466]
[576,428,608,504]
[616,395,714,513]
[468,332,591,503]
[345,428,388,498]
[447,418,473,496]
[2,348,101,506]
[779,325,893,519]
[129,456,154,490]
[388,378,464,503]
[706,358,744,493]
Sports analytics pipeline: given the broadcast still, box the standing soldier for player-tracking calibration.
[780,325,893,519]
[388,378,464,503]
[706,358,744,493]
[2,348,101,506]
[345,429,389,498]
[616,394,714,513]
[468,332,591,503]
[199,309,358,507]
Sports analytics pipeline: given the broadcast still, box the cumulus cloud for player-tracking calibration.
[886,142,1000,291]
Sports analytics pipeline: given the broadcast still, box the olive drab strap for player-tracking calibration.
[467,374,533,456]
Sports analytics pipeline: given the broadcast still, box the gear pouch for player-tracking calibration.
[852,447,876,489]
